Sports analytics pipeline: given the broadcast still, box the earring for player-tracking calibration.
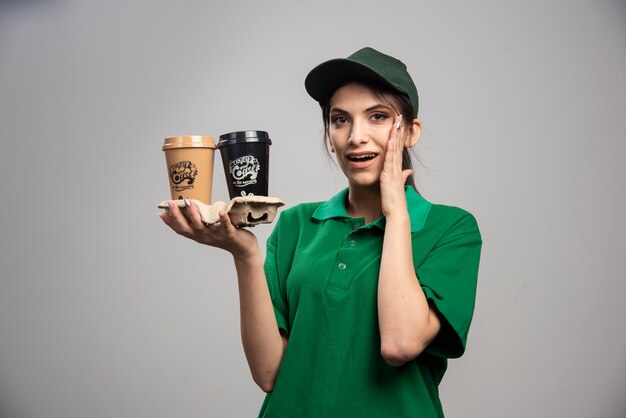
[330,146,335,153]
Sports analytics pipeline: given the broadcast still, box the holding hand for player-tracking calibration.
[380,115,414,217]
[160,200,258,258]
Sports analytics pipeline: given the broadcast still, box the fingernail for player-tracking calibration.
[184,198,190,208]
[396,115,402,130]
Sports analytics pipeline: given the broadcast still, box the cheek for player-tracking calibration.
[377,136,391,153]
[328,131,347,150]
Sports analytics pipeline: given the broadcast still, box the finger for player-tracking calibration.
[402,169,414,184]
[179,198,195,223]
[185,199,206,230]
[218,210,235,230]
[166,200,194,236]
[394,137,403,174]
[159,204,170,219]
[388,115,401,143]
[394,115,405,157]
[159,208,175,226]
[387,115,402,157]
[386,132,402,172]
[159,210,173,228]
[384,136,396,171]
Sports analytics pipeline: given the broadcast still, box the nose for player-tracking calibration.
[348,118,370,145]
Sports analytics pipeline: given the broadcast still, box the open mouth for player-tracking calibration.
[347,153,378,163]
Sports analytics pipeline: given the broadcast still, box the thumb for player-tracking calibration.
[402,169,414,184]
[218,210,234,229]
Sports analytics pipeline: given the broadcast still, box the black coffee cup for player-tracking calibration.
[217,130,272,199]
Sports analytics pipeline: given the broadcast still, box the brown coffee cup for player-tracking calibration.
[163,135,216,204]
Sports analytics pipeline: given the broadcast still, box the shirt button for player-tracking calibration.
[338,262,347,270]
[349,240,357,247]
[352,223,360,230]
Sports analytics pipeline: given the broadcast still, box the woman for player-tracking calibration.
[161,47,482,417]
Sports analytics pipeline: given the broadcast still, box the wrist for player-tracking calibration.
[381,186,409,216]
[384,210,410,228]
[232,249,265,284]
[231,244,262,266]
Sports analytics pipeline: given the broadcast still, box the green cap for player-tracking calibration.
[305,47,419,117]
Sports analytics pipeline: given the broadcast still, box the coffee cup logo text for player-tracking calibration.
[169,161,198,191]
[230,155,260,187]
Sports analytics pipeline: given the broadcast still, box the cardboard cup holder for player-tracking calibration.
[158,196,284,227]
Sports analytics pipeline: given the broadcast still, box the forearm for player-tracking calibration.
[378,213,440,366]
[160,203,285,388]
[233,249,286,392]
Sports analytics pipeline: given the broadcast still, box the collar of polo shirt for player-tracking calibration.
[312,186,431,233]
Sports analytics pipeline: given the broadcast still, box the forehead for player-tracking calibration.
[329,81,396,110]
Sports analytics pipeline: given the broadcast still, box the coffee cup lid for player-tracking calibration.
[217,130,272,148]
[162,135,216,150]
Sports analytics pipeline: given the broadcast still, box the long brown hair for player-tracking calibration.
[319,79,419,193]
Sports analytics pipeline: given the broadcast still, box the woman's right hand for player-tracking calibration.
[159,200,258,257]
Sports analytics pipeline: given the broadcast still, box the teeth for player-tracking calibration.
[350,154,376,160]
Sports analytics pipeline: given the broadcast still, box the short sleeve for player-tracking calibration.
[417,212,482,359]
[264,216,290,335]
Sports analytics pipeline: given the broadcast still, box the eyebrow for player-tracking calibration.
[329,104,393,113]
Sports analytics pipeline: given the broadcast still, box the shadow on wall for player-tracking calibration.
[0,0,53,10]
[0,0,60,48]
[0,0,48,6]
[0,382,27,418]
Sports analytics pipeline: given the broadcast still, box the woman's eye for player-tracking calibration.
[370,113,389,121]
[332,115,348,125]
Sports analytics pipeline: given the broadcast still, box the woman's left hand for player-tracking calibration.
[380,115,413,217]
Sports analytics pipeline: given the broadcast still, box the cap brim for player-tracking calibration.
[304,58,397,104]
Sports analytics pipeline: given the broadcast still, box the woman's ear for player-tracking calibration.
[327,137,335,153]
[404,118,422,148]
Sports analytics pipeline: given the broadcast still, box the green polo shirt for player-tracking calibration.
[260,187,482,418]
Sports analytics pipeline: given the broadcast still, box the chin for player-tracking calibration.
[348,175,381,189]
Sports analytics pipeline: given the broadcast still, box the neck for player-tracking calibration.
[346,184,383,224]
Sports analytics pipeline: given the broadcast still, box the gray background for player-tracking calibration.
[1,0,625,417]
